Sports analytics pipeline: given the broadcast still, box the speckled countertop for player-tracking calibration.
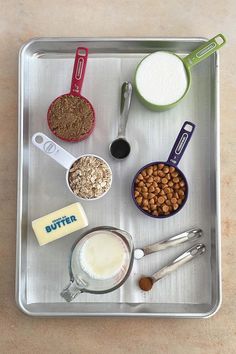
[0,0,235,353]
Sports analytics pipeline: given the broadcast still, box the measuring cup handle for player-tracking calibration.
[60,280,82,302]
[167,121,195,166]
[32,132,75,170]
[183,34,226,69]
[70,47,88,96]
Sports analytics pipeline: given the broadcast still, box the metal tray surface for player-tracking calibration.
[17,38,221,317]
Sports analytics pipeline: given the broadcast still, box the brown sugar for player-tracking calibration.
[48,94,94,141]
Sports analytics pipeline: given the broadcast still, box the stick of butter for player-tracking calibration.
[32,203,88,246]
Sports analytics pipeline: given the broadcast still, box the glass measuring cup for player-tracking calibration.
[135,34,226,111]
[61,226,134,301]
[131,121,195,218]
[47,47,95,142]
[60,227,202,302]
[32,132,112,200]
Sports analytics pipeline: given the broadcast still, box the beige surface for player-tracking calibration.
[0,0,235,353]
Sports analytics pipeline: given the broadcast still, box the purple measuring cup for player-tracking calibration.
[131,121,195,218]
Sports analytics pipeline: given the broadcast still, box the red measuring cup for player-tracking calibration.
[47,47,95,142]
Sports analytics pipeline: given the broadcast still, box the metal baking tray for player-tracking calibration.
[16,37,221,317]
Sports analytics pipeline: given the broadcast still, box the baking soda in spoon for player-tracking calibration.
[136,51,188,106]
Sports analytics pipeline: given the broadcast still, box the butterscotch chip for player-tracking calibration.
[147,177,154,183]
[171,171,179,178]
[149,186,155,193]
[158,196,165,204]
[163,166,169,173]
[173,177,180,183]
[162,178,168,184]
[136,196,142,205]
[142,206,149,211]
[162,204,169,212]
[164,187,171,194]
[158,171,165,177]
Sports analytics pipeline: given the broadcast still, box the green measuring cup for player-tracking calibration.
[134,34,226,111]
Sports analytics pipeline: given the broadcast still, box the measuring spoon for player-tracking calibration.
[134,228,202,259]
[139,243,206,291]
[109,82,132,159]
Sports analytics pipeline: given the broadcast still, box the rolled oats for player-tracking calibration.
[68,156,112,199]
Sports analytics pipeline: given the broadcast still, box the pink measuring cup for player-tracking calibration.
[47,47,95,142]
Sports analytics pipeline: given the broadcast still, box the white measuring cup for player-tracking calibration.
[32,132,112,200]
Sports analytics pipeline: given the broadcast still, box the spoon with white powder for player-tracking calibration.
[135,34,226,111]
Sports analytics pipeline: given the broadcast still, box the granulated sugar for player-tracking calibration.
[136,51,188,106]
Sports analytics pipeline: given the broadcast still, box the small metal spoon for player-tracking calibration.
[134,228,202,260]
[139,243,206,291]
[110,81,132,159]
